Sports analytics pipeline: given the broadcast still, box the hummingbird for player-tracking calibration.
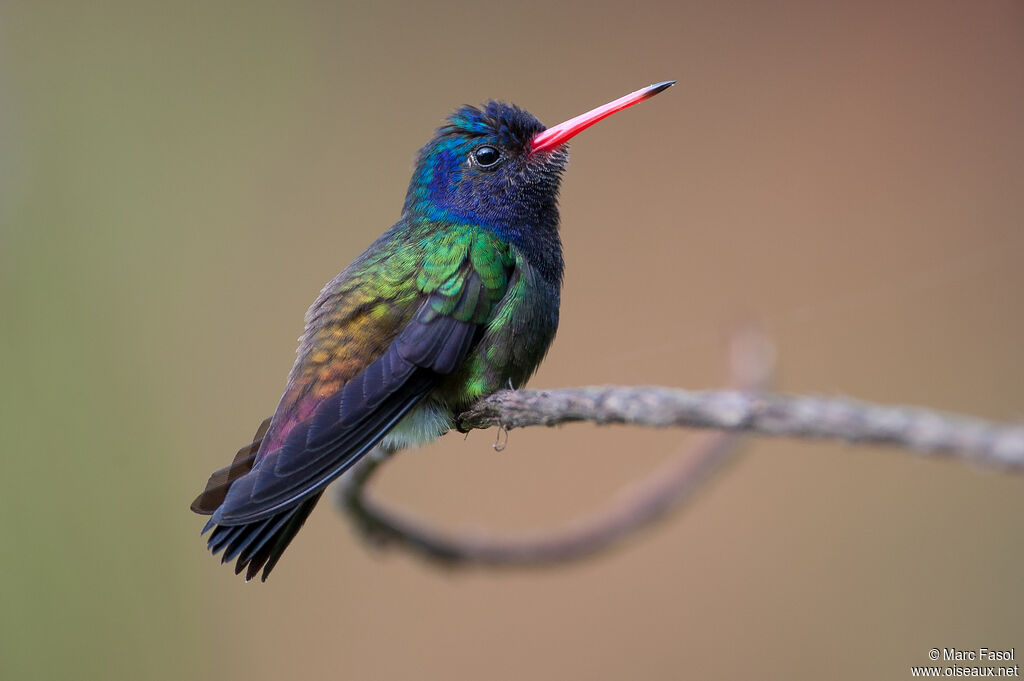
[191,81,675,581]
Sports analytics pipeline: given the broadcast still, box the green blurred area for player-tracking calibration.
[2,1,1022,680]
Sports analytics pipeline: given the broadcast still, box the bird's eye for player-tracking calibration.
[472,145,501,168]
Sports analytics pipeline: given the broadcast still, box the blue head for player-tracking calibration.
[401,83,675,280]
[403,101,569,257]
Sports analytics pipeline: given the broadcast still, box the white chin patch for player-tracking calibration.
[380,401,452,453]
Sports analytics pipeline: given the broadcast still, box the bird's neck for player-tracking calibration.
[403,200,564,289]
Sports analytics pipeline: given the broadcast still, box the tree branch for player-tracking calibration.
[335,331,1024,568]
[335,330,771,565]
[457,389,1024,470]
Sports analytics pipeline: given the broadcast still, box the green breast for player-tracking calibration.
[437,242,561,409]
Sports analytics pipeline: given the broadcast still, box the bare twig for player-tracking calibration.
[337,331,1024,567]
[457,388,1024,470]
[336,330,774,566]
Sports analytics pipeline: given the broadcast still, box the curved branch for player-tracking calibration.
[335,330,774,566]
[338,431,743,566]
[336,330,1024,567]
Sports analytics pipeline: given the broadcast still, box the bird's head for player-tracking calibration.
[402,82,674,249]
[403,100,563,245]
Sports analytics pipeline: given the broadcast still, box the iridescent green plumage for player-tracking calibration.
[192,82,673,581]
[268,218,556,458]
[193,102,564,580]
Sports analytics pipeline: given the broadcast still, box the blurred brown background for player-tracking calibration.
[2,1,1022,679]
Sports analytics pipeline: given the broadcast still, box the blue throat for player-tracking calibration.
[401,104,568,287]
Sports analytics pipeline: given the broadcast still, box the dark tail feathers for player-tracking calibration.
[202,493,321,582]
[193,416,317,582]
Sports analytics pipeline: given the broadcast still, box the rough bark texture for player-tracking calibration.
[336,332,1022,567]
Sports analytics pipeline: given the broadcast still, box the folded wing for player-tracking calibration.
[192,226,514,580]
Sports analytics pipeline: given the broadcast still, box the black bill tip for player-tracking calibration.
[648,80,676,96]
